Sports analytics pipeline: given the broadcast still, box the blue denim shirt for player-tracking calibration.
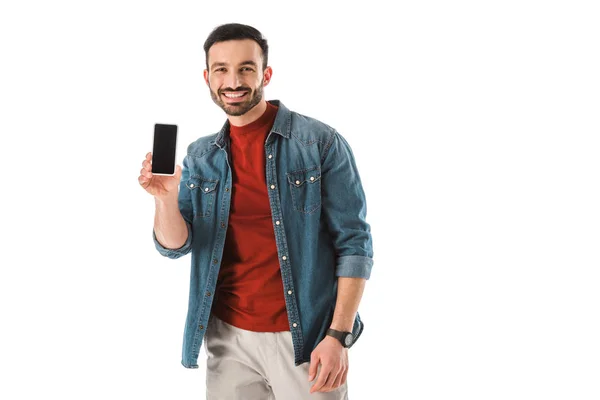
[153,100,374,368]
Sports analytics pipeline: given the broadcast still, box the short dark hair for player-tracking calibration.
[203,23,269,72]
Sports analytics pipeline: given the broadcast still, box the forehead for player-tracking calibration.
[207,39,262,68]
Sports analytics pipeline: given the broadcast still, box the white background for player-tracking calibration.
[1,0,599,399]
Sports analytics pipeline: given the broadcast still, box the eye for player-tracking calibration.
[214,67,226,73]
[241,67,254,72]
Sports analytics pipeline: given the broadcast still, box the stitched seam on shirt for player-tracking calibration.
[187,145,219,160]
[321,130,337,164]
[290,131,326,146]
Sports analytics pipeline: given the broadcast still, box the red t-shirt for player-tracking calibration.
[212,102,290,332]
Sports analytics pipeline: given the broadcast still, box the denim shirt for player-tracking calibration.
[153,99,374,369]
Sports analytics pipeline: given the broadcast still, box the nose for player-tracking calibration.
[224,70,242,90]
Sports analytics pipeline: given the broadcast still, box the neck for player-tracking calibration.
[228,100,268,127]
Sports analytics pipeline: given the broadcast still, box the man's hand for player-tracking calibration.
[308,335,348,393]
[138,152,182,199]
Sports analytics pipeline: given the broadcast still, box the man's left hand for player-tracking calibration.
[308,335,349,393]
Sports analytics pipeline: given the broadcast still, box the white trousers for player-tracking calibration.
[204,314,349,400]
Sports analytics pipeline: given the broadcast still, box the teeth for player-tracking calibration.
[223,92,246,98]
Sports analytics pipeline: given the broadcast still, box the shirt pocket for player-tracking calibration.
[286,166,322,214]
[186,176,218,218]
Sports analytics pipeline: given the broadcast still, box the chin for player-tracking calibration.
[223,106,249,117]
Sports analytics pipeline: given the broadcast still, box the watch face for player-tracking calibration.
[344,334,353,347]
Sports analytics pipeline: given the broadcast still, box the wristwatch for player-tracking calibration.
[326,328,354,348]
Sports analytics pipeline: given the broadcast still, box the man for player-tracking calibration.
[138,23,374,400]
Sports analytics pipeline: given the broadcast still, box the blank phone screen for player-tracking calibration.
[152,124,177,174]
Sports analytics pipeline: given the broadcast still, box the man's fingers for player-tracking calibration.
[138,175,149,187]
[329,367,344,391]
[140,168,152,179]
[308,353,319,381]
[310,364,332,394]
[139,154,154,190]
[340,367,348,386]
[321,364,342,392]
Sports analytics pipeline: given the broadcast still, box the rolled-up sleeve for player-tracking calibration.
[321,131,374,279]
[152,154,194,259]
[335,255,374,279]
[153,221,192,259]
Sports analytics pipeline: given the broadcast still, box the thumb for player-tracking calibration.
[308,352,319,381]
[174,165,182,179]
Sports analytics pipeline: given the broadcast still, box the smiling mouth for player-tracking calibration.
[222,91,248,101]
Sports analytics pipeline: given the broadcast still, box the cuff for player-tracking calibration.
[335,255,373,279]
[153,221,193,259]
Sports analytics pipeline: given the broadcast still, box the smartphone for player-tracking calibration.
[152,123,178,175]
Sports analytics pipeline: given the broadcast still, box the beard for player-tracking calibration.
[209,78,264,117]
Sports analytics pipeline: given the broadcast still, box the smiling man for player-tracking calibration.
[138,23,374,400]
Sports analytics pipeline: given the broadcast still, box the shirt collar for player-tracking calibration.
[214,99,291,149]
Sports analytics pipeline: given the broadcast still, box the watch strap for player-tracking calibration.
[326,328,353,348]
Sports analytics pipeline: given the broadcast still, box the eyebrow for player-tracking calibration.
[210,60,258,70]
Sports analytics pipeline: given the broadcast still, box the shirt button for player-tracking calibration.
[206,292,211,297]
[282,256,287,261]
[205,187,209,192]
[276,221,280,225]
[310,176,315,181]
[268,154,273,159]
[221,222,226,228]
[270,184,275,189]
[199,324,204,330]
[295,180,300,185]
[189,183,195,188]
[292,323,297,328]
[213,259,218,264]
[287,290,292,295]
[225,188,230,192]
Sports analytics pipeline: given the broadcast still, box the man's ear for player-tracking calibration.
[203,69,209,86]
[263,66,273,87]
